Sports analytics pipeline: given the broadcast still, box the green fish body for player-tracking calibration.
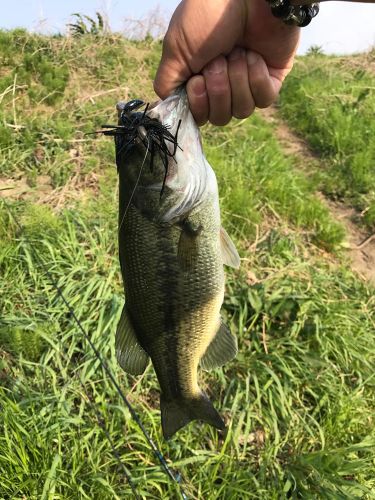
[115,90,239,439]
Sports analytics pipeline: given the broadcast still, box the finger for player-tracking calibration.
[154,49,190,100]
[227,47,255,119]
[154,1,246,100]
[186,75,209,127]
[247,51,280,108]
[153,5,191,99]
[203,56,231,126]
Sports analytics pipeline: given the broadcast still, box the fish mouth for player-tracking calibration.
[147,87,189,134]
[114,87,189,142]
[104,89,189,196]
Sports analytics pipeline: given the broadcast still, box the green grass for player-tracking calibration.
[279,51,375,229]
[1,30,375,499]
[205,117,345,250]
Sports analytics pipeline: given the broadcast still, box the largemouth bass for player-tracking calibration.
[113,89,240,439]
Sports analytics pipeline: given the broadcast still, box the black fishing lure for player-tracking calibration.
[100,99,182,197]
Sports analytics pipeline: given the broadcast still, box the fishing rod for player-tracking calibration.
[1,196,189,500]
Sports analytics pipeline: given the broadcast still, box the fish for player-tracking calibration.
[112,88,240,439]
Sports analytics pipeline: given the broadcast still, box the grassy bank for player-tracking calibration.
[279,51,375,229]
[1,30,375,498]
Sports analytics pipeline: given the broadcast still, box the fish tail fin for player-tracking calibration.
[160,393,225,439]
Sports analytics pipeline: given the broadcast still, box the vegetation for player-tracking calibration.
[279,51,375,229]
[0,30,374,498]
[68,12,106,37]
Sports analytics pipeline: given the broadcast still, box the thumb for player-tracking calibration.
[153,45,192,100]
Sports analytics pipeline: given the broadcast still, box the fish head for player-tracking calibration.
[114,98,172,211]
[115,89,217,223]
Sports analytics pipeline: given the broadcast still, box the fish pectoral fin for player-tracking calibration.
[160,393,225,439]
[115,305,149,376]
[177,221,203,270]
[199,320,238,371]
[220,227,240,269]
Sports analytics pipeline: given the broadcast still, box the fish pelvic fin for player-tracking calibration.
[116,305,149,376]
[160,393,225,439]
[199,320,238,371]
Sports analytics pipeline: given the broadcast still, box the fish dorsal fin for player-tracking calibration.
[116,305,149,375]
[199,320,238,371]
[220,227,240,269]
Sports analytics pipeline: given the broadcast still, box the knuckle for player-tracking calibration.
[207,81,230,98]
[228,60,248,81]
[229,68,246,82]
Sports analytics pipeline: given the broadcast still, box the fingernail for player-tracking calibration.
[206,57,225,74]
[247,51,259,66]
[229,48,245,62]
[192,78,206,97]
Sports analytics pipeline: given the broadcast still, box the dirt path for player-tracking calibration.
[0,168,100,210]
[259,106,375,286]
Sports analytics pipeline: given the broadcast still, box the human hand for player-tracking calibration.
[154,0,300,126]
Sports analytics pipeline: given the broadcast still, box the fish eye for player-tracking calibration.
[123,99,145,114]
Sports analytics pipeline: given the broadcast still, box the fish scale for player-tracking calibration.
[120,202,223,395]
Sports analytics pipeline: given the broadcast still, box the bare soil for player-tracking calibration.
[258,105,375,286]
[0,175,52,201]
[0,168,100,210]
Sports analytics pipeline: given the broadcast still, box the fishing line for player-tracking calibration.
[74,378,140,498]
[1,196,189,500]
[118,136,149,234]
[1,197,138,498]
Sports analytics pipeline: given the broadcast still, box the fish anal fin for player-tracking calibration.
[177,221,203,271]
[199,320,238,371]
[115,305,149,376]
[161,393,225,439]
[220,227,240,269]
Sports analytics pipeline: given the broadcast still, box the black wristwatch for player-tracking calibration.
[266,0,320,27]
